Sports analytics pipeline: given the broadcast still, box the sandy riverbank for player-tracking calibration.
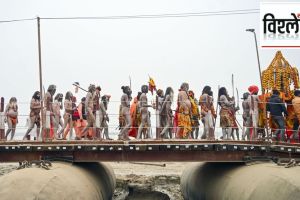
[109,162,192,200]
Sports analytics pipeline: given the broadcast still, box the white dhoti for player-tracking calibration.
[95,110,101,128]
[0,112,5,130]
[203,111,214,137]
[45,111,51,129]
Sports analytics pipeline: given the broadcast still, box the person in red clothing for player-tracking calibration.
[4,97,18,140]
[77,97,87,139]
[128,97,138,138]
[63,96,80,140]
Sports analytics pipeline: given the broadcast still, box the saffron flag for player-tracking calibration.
[148,77,156,95]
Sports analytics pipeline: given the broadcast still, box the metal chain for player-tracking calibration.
[277,159,300,168]
[17,160,32,169]
[17,160,52,170]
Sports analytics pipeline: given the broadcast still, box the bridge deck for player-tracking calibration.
[0,140,300,162]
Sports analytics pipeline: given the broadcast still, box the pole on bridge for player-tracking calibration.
[0,97,4,140]
[37,17,44,140]
[213,85,220,137]
[37,17,43,113]
[246,29,269,140]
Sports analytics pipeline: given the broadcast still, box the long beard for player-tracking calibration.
[127,93,132,100]
[34,93,40,100]
[169,94,174,103]
[10,102,17,110]
[49,91,54,96]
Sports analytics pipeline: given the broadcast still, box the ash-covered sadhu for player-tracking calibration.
[118,86,132,140]
[2,51,300,143]
[23,91,41,140]
[42,84,56,140]
[137,85,152,139]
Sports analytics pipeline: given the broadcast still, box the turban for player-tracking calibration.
[248,85,259,95]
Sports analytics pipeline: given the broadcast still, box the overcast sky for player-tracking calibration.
[0,0,299,134]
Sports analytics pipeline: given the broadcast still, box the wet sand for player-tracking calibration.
[109,162,191,200]
[0,163,18,176]
[0,162,188,200]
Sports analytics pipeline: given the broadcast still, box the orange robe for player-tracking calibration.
[177,105,192,139]
[128,98,138,138]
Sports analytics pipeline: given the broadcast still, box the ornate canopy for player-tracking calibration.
[262,51,299,100]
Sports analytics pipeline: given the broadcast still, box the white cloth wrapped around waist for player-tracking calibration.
[95,110,101,128]
[204,110,214,128]
[0,112,5,129]
[45,111,51,129]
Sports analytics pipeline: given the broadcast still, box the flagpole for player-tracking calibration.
[213,85,220,137]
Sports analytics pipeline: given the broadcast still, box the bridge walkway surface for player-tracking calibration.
[0,140,300,162]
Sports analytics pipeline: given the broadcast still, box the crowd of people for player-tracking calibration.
[1,82,300,143]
